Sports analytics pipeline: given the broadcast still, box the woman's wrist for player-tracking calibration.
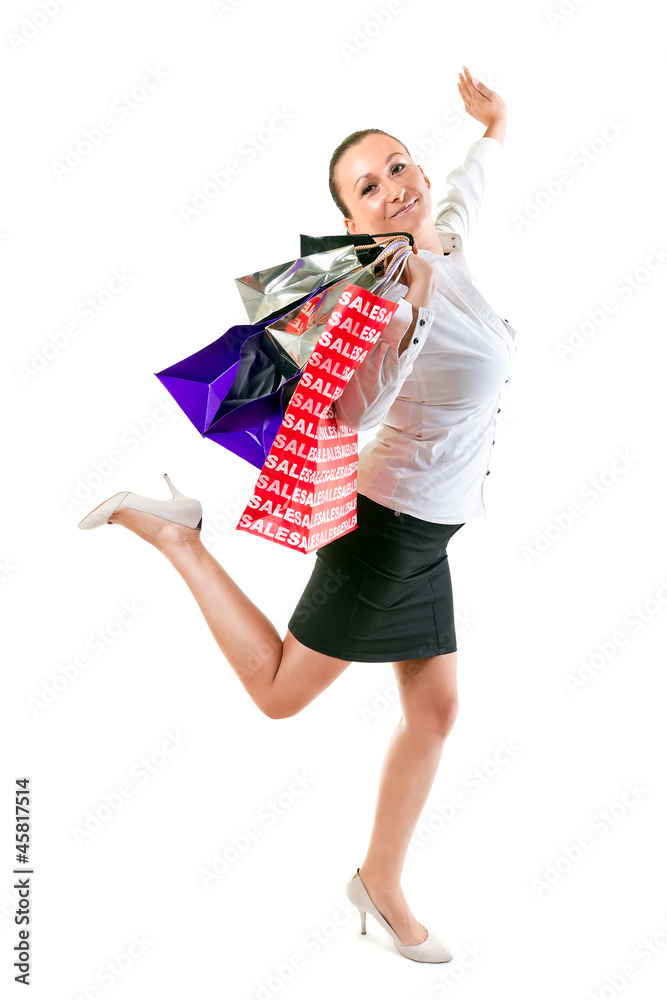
[483,116,506,145]
[397,297,434,358]
[404,276,437,312]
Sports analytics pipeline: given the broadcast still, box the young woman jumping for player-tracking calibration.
[78,65,516,964]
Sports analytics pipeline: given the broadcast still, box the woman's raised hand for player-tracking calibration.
[457,65,506,127]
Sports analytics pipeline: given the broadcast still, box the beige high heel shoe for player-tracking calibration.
[77,473,202,531]
[345,868,453,963]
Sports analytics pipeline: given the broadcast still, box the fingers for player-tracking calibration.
[462,65,479,87]
[457,65,505,126]
[458,65,485,99]
[456,70,466,98]
[457,65,472,96]
[457,68,472,106]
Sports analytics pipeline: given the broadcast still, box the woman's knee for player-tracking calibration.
[262,700,299,721]
[406,695,459,739]
[260,639,351,720]
[394,655,459,738]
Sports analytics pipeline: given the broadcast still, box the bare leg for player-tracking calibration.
[107,507,351,718]
[358,652,458,946]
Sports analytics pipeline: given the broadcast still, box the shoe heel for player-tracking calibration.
[346,870,368,936]
[163,472,187,499]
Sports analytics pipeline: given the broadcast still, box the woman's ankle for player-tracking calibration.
[158,523,203,549]
[358,863,402,895]
[109,507,202,553]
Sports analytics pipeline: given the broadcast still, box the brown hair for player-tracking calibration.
[329,129,411,220]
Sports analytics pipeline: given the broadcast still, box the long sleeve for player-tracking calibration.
[433,136,503,249]
[332,296,435,433]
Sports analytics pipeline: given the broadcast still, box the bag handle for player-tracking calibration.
[349,233,413,294]
[263,233,416,376]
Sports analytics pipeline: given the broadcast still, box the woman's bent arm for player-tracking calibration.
[332,296,435,433]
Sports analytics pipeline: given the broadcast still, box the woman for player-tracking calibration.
[78,66,516,964]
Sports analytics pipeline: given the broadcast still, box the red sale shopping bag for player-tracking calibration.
[236,282,401,553]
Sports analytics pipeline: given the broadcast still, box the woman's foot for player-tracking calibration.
[357,866,428,946]
[109,506,201,552]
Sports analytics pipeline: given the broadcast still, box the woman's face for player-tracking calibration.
[335,132,433,240]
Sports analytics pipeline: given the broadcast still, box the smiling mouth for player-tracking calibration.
[392,199,417,218]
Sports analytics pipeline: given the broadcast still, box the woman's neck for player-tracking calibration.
[416,226,446,255]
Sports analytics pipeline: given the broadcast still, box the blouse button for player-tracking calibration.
[492,439,496,445]
[419,319,426,326]
[497,408,501,413]
[413,338,419,345]
[486,470,491,475]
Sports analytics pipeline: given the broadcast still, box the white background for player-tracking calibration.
[2,0,666,997]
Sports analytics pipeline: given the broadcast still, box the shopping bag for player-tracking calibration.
[154,311,303,470]
[235,230,414,326]
[236,281,401,553]
[298,231,408,257]
[155,235,412,471]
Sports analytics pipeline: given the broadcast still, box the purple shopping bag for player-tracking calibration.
[155,316,302,470]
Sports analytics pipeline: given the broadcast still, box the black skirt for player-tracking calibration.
[287,493,465,662]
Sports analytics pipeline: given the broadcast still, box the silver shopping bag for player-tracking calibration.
[237,233,415,370]
[234,231,414,326]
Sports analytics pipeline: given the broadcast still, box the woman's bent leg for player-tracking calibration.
[108,507,351,718]
[357,651,459,945]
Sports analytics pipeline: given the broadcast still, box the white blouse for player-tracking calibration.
[332,135,518,524]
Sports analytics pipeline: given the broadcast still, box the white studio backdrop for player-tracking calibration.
[1,0,666,997]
